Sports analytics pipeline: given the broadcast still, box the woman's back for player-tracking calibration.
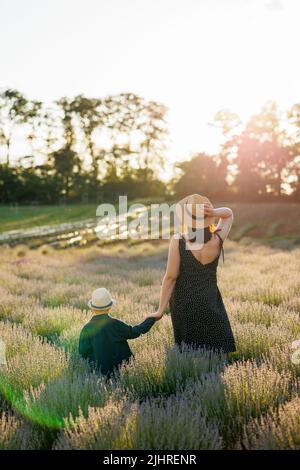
[179,231,223,266]
[169,233,235,352]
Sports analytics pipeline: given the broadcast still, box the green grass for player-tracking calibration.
[0,197,165,233]
[0,204,98,232]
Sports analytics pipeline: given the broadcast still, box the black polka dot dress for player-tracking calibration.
[169,235,236,353]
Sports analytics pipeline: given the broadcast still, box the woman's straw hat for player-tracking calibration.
[175,193,215,230]
[88,288,117,311]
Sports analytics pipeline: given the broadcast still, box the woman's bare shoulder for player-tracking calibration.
[169,233,182,251]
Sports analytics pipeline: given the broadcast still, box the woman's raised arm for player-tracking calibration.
[214,207,233,241]
[204,202,233,241]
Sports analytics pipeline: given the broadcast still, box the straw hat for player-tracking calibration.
[88,288,117,311]
[175,193,215,230]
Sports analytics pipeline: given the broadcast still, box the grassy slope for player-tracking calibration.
[0,198,161,232]
[0,204,97,232]
[228,202,300,241]
[1,202,300,241]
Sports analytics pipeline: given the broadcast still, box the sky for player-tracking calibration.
[0,0,300,175]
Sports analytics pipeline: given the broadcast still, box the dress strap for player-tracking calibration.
[181,230,225,263]
[214,229,225,263]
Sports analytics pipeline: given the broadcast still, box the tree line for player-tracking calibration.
[1,88,300,204]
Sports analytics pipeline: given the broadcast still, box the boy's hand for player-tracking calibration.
[145,311,163,321]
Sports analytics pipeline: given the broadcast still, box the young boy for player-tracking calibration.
[79,287,156,377]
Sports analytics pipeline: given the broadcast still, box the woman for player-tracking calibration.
[147,194,236,353]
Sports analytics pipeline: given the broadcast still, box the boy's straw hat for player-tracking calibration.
[176,193,215,229]
[88,288,117,311]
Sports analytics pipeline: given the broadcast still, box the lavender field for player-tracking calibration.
[1,239,300,450]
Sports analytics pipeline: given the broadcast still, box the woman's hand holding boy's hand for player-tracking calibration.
[145,311,163,321]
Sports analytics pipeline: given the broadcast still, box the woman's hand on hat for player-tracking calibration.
[203,202,215,217]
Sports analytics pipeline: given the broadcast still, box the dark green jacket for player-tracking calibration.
[78,314,155,377]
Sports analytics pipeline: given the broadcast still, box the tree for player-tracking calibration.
[287,103,300,200]
[214,102,293,200]
[211,109,242,193]
[38,105,62,157]
[56,97,78,149]
[49,146,81,199]
[233,130,269,200]
[0,89,36,165]
[71,95,102,182]
[244,101,292,197]
[102,93,168,181]
[138,99,168,179]
[24,100,43,157]
[0,164,20,202]
[173,153,224,199]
